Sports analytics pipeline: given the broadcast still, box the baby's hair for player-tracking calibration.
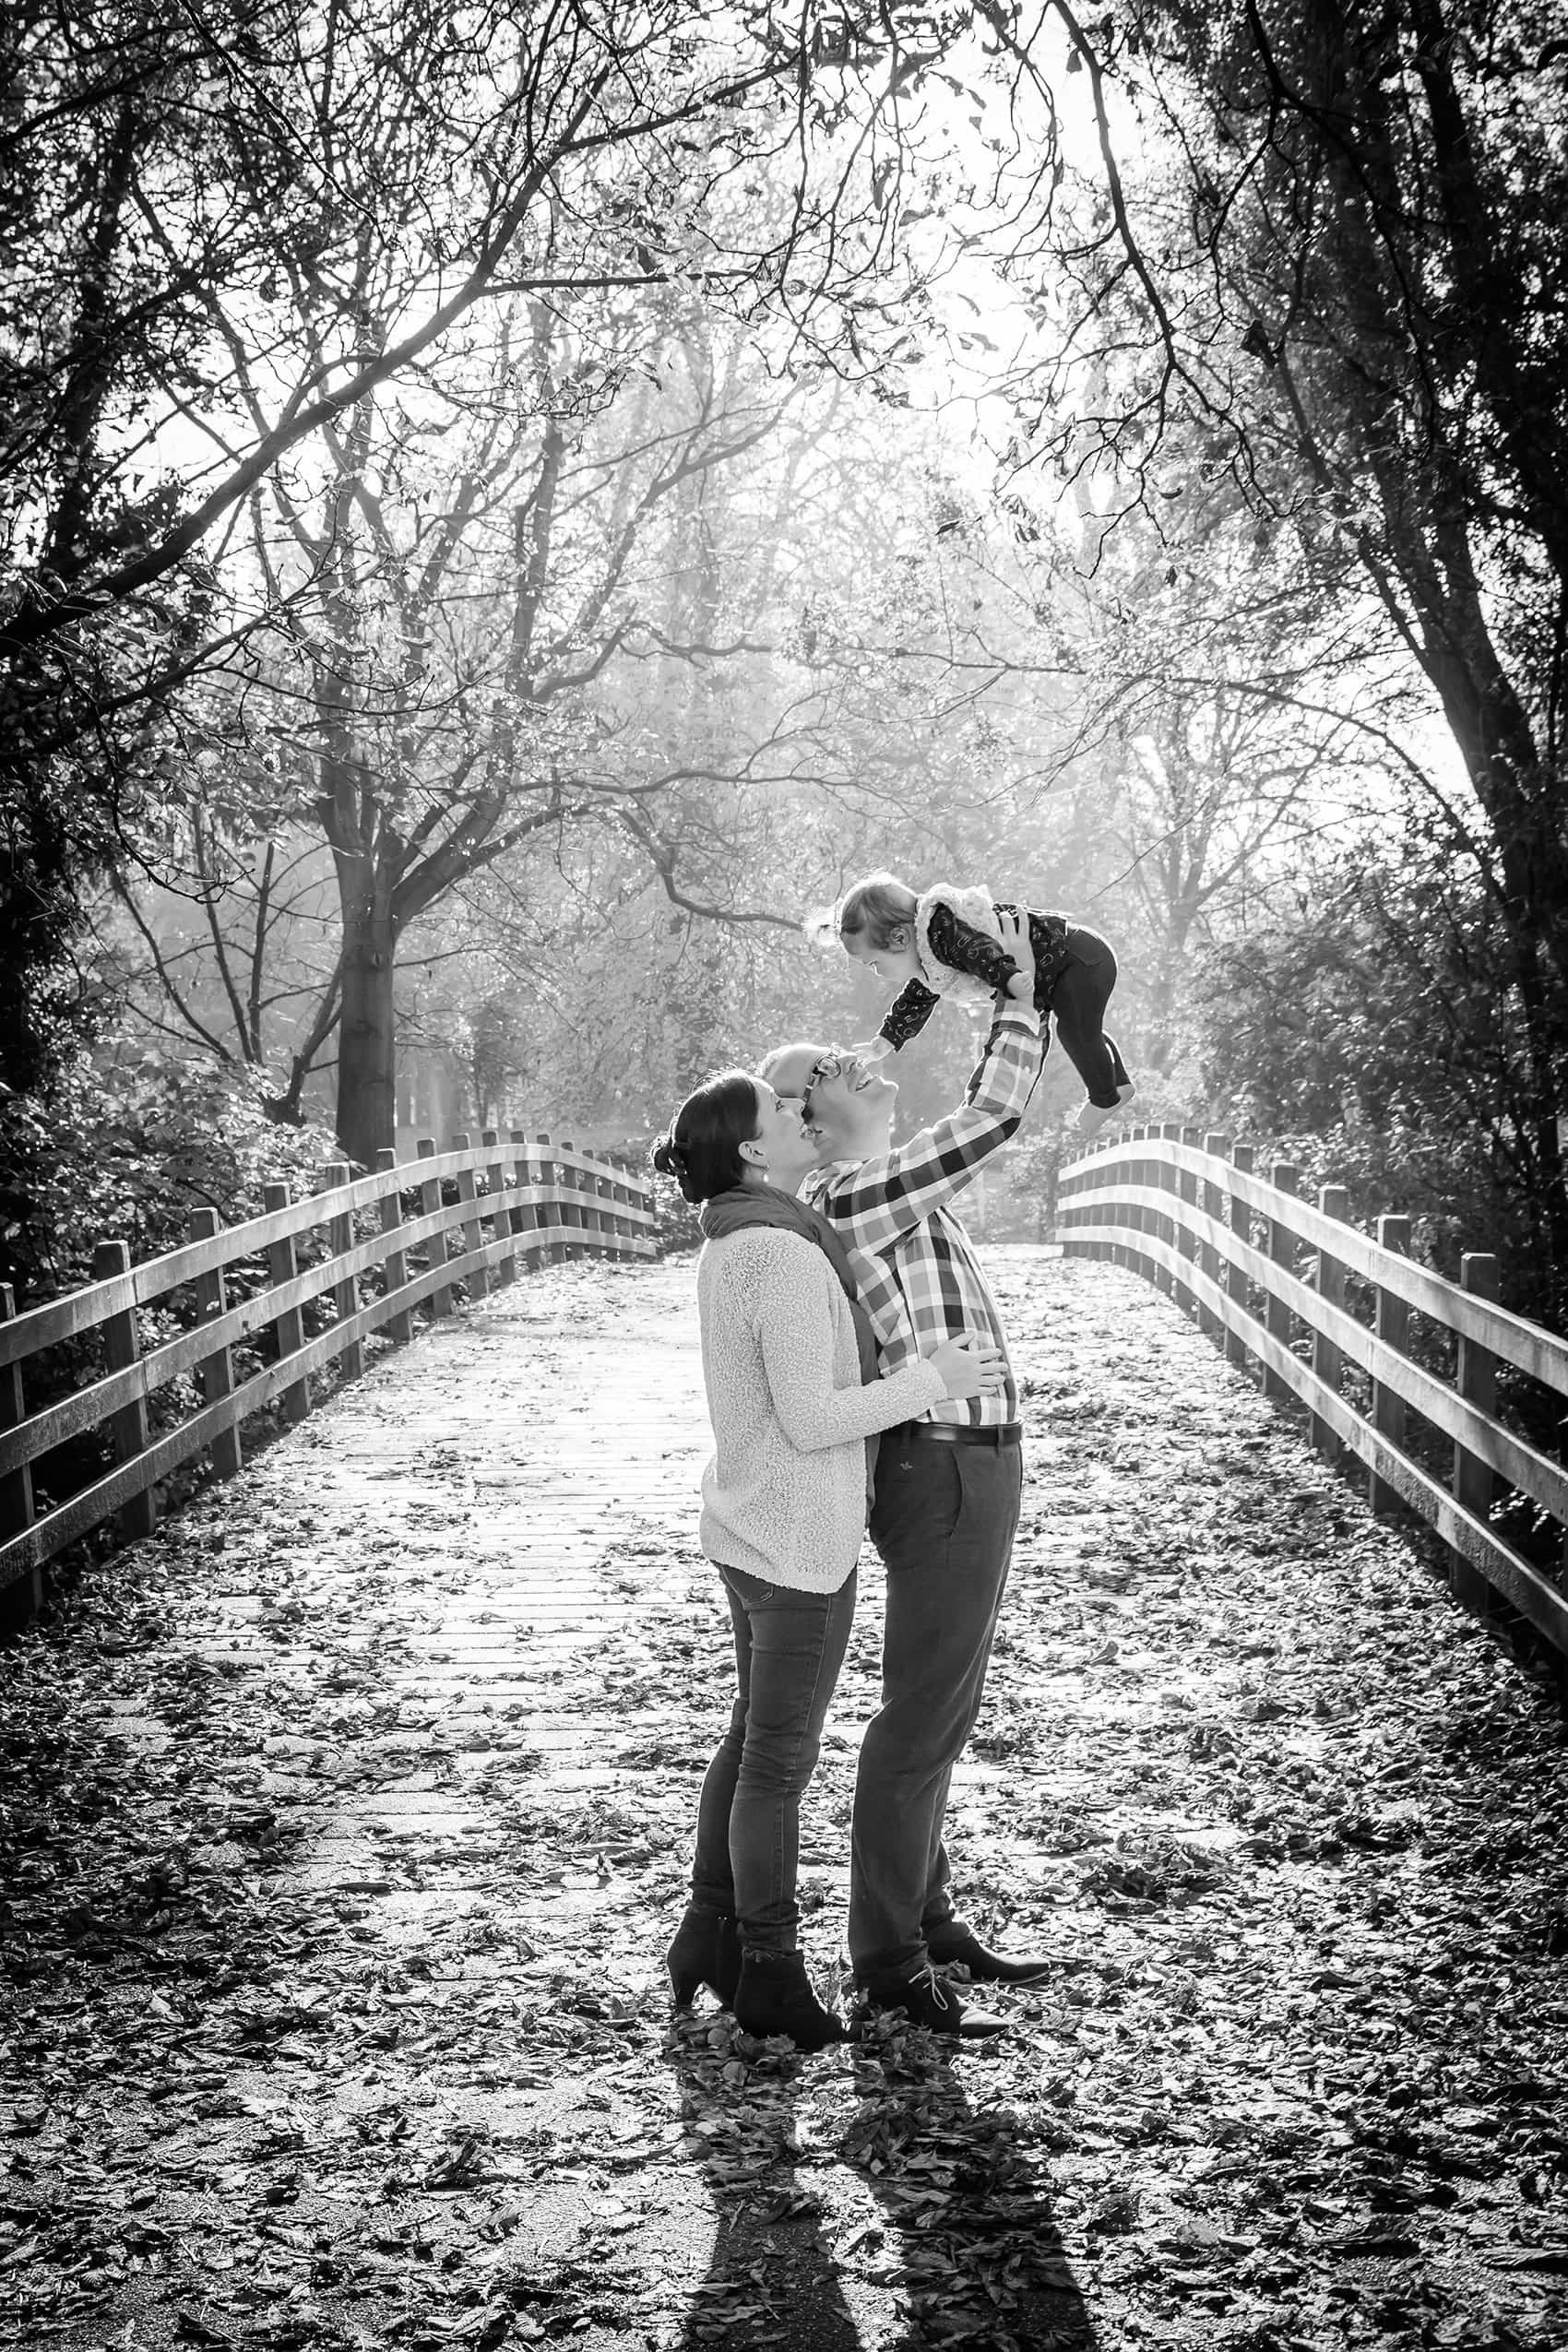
[832,870,919,948]
[649,1068,760,1204]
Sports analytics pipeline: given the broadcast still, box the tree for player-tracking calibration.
[1194,814,1546,1287]
[1,0,956,1106]
[981,0,1568,1287]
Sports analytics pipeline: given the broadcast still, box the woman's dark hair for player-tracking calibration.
[649,1070,761,1203]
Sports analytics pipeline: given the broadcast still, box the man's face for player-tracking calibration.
[758,1086,818,1194]
[764,1042,897,1158]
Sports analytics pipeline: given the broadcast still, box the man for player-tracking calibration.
[761,909,1051,2039]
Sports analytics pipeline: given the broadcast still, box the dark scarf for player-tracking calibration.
[698,1183,884,1497]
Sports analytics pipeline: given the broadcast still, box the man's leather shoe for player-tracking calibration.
[925,1922,1052,1986]
[858,1964,1009,2039]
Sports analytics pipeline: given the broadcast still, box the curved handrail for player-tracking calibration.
[0,1128,656,1604]
[1057,1126,1568,1658]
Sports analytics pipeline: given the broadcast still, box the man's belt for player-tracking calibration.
[894,1420,1022,1449]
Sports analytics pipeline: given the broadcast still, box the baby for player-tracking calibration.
[822,871,1135,1135]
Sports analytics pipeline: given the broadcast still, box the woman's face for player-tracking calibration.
[753,1079,816,1194]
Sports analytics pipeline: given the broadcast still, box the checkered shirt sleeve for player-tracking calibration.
[803,1004,1042,1425]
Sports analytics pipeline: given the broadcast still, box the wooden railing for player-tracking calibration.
[1057,1124,1568,1659]
[0,1130,655,1608]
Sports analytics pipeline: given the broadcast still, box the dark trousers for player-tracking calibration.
[849,1436,1023,1978]
[1046,925,1130,1108]
[690,1563,857,1954]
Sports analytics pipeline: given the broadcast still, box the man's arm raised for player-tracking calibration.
[808,911,1042,1251]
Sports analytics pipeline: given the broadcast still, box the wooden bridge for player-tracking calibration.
[2,1139,1566,2348]
[1061,1125,1568,1666]
[0,1132,655,1614]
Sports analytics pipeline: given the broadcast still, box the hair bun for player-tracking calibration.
[649,1132,691,1181]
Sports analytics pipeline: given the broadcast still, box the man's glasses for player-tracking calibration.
[802,1051,844,1120]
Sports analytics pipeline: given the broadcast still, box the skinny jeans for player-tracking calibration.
[690,1562,857,1954]
[1046,925,1131,1109]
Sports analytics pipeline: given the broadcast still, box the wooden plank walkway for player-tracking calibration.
[3,1249,1566,2352]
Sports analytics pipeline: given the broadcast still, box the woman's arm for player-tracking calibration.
[752,1241,944,1452]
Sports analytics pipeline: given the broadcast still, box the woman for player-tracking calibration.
[650,1069,1003,2048]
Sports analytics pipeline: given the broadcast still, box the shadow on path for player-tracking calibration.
[660,2007,1096,2352]
[843,2013,1097,2352]
[663,2013,864,2350]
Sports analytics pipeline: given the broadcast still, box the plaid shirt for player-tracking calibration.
[802,1004,1042,1425]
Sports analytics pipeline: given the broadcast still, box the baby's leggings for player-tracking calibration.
[1047,926,1131,1108]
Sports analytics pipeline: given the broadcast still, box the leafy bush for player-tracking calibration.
[2,1045,342,1552]
[1189,842,1567,1325]
[1,1042,336,1307]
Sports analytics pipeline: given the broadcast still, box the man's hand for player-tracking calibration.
[992,906,1032,1004]
[847,1036,895,1063]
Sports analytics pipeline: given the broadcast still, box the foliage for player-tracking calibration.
[983,0,1568,1254]
[0,1039,334,1306]
[3,0,961,1159]
[1191,823,1565,1304]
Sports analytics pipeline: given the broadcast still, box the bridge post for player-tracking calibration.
[483,1131,517,1289]
[264,1183,311,1420]
[451,1134,489,1301]
[1452,1253,1501,1615]
[609,1166,631,1258]
[557,1139,583,1253]
[417,1139,454,1318]
[1154,1125,1182,1300]
[1130,1126,1152,1278]
[374,1150,415,1343]
[320,1163,364,1381]
[622,1168,644,1258]
[1099,1130,1124,1261]
[510,1131,543,1265]
[534,1134,558,1263]
[1370,1213,1412,1515]
[1265,1164,1299,1402]
[573,1147,593,1252]
[1226,1146,1253,1369]
[1175,1129,1202,1322]
[1311,1185,1348,1462]
[92,1241,157,1539]
[189,1207,242,1479]
[0,1288,42,1616]
[1199,1134,1229,1338]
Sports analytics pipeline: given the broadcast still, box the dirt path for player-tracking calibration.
[2,1248,1564,2352]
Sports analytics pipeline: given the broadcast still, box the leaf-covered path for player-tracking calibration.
[3,1250,1565,2352]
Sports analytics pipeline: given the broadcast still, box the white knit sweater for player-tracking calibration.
[695,1228,946,1593]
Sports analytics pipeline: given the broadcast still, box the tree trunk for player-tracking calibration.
[337,901,398,1168]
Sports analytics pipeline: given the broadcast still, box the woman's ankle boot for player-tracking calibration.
[732,1950,845,2050]
[665,1905,742,2007]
